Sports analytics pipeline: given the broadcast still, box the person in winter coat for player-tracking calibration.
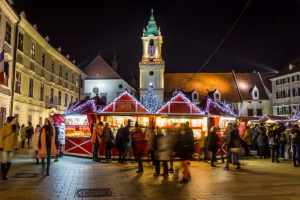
[0,116,18,180]
[54,122,61,162]
[131,122,146,173]
[37,118,58,176]
[257,127,268,159]
[26,122,34,149]
[284,123,292,159]
[197,131,207,162]
[153,130,171,177]
[215,128,224,163]
[290,124,300,167]
[251,125,259,150]
[273,123,286,159]
[20,124,26,148]
[116,124,129,164]
[59,123,66,157]
[91,122,103,161]
[208,126,220,167]
[103,123,114,162]
[175,123,194,183]
[224,124,242,170]
[32,125,41,164]
[242,126,252,156]
[148,127,156,166]
[267,126,279,162]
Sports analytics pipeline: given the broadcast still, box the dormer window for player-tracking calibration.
[173,89,178,96]
[214,89,221,102]
[192,90,199,102]
[252,85,259,100]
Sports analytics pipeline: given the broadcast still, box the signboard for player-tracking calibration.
[115,101,135,112]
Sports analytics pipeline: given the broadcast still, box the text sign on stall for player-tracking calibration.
[115,101,136,112]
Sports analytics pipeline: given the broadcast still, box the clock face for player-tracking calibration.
[149,71,154,76]
[93,87,99,94]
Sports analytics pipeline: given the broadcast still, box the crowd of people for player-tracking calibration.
[1,115,300,183]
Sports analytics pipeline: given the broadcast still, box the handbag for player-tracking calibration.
[109,138,115,148]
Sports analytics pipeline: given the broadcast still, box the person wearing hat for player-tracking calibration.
[91,122,103,161]
[0,116,18,180]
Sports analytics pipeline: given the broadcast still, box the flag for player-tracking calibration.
[0,50,4,84]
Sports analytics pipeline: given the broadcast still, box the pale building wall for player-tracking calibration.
[240,100,271,117]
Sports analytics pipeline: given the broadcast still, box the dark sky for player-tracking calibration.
[12,0,300,83]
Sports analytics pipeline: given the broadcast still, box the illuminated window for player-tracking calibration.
[28,78,33,97]
[18,33,23,51]
[65,68,68,81]
[15,72,21,94]
[30,43,35,60]
[58,91,61,105]
[51,60,54,73]
[59,65,62,77]
[50,88,54,104]
[41,52,45,67]
[40,84,44,101]
[5,22,11,44]
[65,93,68,106]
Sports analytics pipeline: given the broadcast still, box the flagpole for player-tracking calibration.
[0,44,5,52]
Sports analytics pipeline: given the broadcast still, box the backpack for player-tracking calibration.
[280,132,286,142]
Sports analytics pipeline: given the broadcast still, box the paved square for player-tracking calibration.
[0,154,300,200]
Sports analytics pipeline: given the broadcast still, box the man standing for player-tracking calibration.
[290,124,300,167]
[242,126,252,156]
[91,122,103,162]
[103,123,114,162]
[26,122,34,149]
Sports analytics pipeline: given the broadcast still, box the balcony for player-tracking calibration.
[139,60,164,65]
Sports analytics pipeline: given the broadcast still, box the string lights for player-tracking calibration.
[249,115,296,123]
[65,100,99,114]
[201,98,237,117]
[155,91,205,114]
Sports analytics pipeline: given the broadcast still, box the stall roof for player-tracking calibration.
[249,115,295,123]
[197,97,237,117]
[65,96,106,114]
[293,112,300,121]
[100,89,150,114]
[156,91,205,115]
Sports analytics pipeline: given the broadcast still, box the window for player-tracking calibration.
[81,79,83,89]
[15,72,21,94]
[76,97,78,103]
[248,109,254,117]
[65,93,68,106]
[71,96,73,103]
[41,53,45,67]
[119,84,123,89]
[5,22,11,44]
[285,90,290,98]
[51,60,54,73]
[40,84,44,101]
[18,33,24,51]
[254,91,258,97]
[76,76,78,86]
[287,106,290,114]
[3,70,8,86]
[65,68,68,81]
[101,95,107,103]
[39,117,42,126]
[30,43,35,60]
[193,93,197,100]
[215,93,220,101]
[149,71,154,76]
[50,88,54,104]
[59,65,62,77]
[278,92,282,99]
[58,91,61,105]
[28,78,33,97]
[256,109,262,116]
[279,107,282,115]
[28,115,32,125]
[149,39,155,54]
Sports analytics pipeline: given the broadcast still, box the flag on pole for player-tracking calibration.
[0,50,5,84]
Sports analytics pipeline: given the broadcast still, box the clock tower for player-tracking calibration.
[139,8,165,104]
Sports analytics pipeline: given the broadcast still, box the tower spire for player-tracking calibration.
[150,7,154,21]
[112,49,117,71]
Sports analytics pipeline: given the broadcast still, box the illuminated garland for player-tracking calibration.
[203,98,237,117]
[155,91,205,114]
[99,89,150,113]
[65,100,99,114]
[249,114,296,123]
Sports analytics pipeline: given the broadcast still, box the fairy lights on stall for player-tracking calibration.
[156,91,205,114]
[65,100,99,114]
[249,115,296,123]
[202,98,237,117]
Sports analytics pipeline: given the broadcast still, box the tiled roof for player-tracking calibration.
[164,73,241,102]
[83,55,121,79]
[276,55,300,77]
[234,73,269,100]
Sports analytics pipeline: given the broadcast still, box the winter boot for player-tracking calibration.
[36,158,39,164]
[3,162,11,180]
[1,163,5,175]
[46,168,50,176]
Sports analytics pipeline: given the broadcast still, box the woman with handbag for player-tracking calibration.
[103,123,114,162]
[0,116,18,180]
[208,127,220,167]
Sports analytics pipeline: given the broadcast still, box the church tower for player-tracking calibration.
[139,8,165,104]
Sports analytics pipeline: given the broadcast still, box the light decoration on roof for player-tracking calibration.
[99,89,150,113]
[249,115,296,123]
[65,100,99,114]
[200,98,237,117]
[155,91,205,114]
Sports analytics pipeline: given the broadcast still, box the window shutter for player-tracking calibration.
[284,107,287,114]
[283,91,285,98]
[298,88,300,96]
[277,107,279,115]
[276,92,278,99]
[298,75,300,81]
[292,76,295,82]
[293,89,295,97]
[289,106,291,114]
[288,77,290,83]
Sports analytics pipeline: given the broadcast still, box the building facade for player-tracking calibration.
[139,8,165,104]
[270,60,300,118]
[0,0,86,127]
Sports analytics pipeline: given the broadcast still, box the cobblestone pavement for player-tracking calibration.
[1,153,300,200]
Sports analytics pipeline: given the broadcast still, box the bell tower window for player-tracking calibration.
[149,39,155,55]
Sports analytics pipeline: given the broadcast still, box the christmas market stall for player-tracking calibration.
[97,89,152,159]
[248,115,295,126]
[53,95,106,157]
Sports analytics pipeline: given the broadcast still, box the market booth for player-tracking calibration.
[96,90,152,159]
[53,95,106,157]
[248,115,294,126]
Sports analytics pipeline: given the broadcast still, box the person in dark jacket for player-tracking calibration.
[26,122,34,149]
[290,124,300,167]
[251,125,259,150]
[176,123,194,183]
[54,122,61,162]
[208,127,220,167]
[267,126,279,162]
[274,123,286,159]
[257,127,268,159]
[103,123,114,162]
[116,124,130,164]
[224,124,242,170]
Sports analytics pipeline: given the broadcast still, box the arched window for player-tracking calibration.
[214,89,221,102]
[150,39,154,46]
[252,85,259,100]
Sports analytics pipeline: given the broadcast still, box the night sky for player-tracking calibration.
[12,0,300,83]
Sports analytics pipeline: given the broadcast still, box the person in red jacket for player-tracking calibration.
[215,127,225,163]
[131,122,146,174]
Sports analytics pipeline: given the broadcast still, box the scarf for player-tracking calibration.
[37,127,58,158]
